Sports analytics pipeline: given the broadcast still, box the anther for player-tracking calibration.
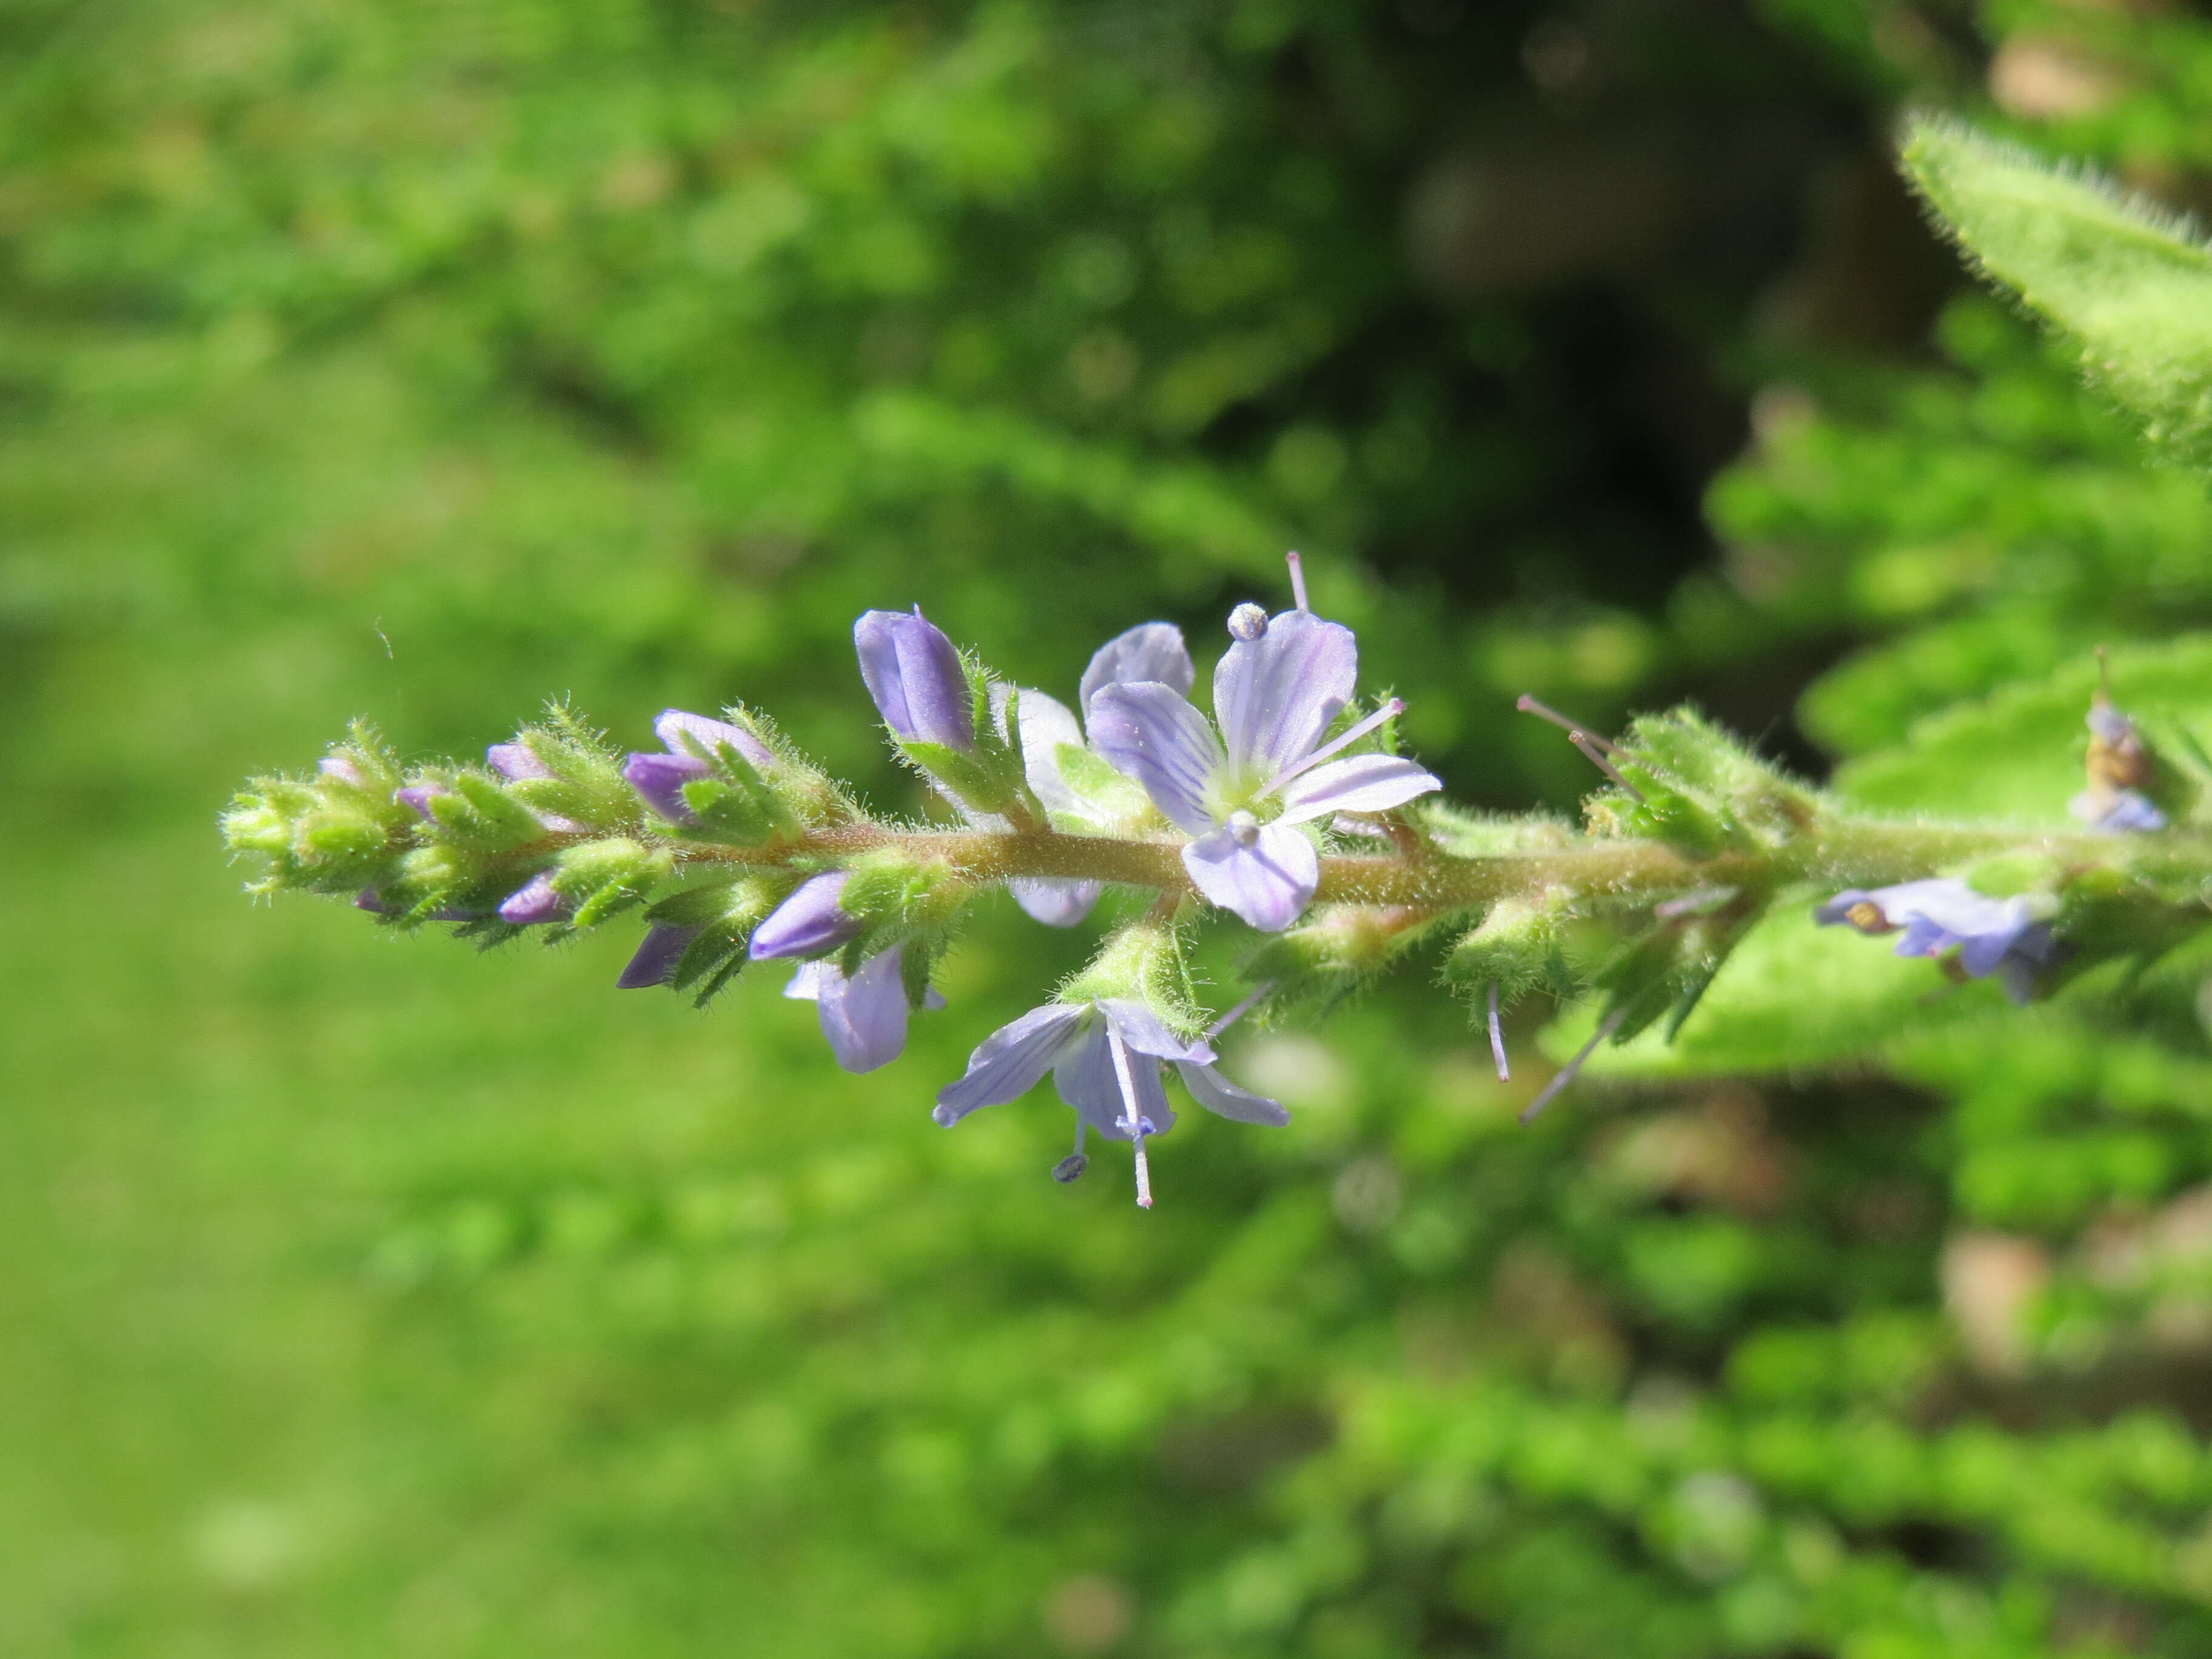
[1228,603,1269,642]
[1052,1153,1089,1184]
[1844,899,1891,935]
[1226,809,1261,847]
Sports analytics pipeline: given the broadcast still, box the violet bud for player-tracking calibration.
[624,752,710,823]
[395,783,448,820]
[748,871,863,960]
[617,923,703,989]
[497,872,568,925]
[854,608,974,751]
[486,743,552,782]
[320,755,367,788]
[655,709,773,769]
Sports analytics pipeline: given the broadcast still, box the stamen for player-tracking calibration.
[1226,809,1261,847]
[1518,1008,1626,1125]
[1207,982,1273,1039]
[1053,1119,1090,1184]
[1286,549,1309,612]
[1487,982,1510,1082]
[1107,1030,1155,1210]
[1515,694,1624,755]
[1227,603,1269,642]
[1258,699,1404,799]
[1570,732,1646,803]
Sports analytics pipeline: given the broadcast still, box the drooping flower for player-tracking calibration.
[748,870,938,1071]
[997,620,1198,927]
[854,608,974,751]
[933,997,1287,1205]
[785,950,947,1073]
[1815,879,2059,1005]
[1088,594,1440,930]
[623,709,776,825]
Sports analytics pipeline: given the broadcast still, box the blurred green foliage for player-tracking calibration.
[15,1,2212,1656]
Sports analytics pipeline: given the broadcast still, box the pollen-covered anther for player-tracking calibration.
[1226,809,1262,848]
[1051,1153,1089,1184]
[1844,899,1892,934]
[1227,603,1269,642]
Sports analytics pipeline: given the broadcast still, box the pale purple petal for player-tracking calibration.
[1175,1060,1290,1126]
[396,784,446,820]
[1079,622,1195,724]
[783,961,835,1002]
[1009,877,1102,928]
[1182,820,1319,932]
[748,871,860,960]
[854,608,974,751]
[814,947,913,1073]
[1087,682,1224,834]
[497,872,567,925]
[933,1004,1090,1125]
[1098,999,1214,1064]
[625,752,709,822]
[1053,1024,1176,1141]
[1956,905,2036,978]
[486,742,552,781]
[1009,688,1088,817]
[1274,753,1441,824]
[1212,609,1356,777]
[656,709,772,769]
[618,924,702,988]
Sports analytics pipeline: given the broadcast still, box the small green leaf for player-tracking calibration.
[1902,116,2212,466]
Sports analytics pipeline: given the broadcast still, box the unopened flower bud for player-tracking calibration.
[396,783,448,820]
[854,608,974,751]
[617,923,703,988]
[486,743,551,782]
[497,871,568,925]
[1227,603,1269,642]
[624,752,709,822]
[748,871,862,960]
[320,755,367,788]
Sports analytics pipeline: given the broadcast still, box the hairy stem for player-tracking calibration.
[639,816,2176,912]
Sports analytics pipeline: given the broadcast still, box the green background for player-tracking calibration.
[14,1,2212,1654]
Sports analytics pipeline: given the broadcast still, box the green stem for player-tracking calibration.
[645,816,2185,913]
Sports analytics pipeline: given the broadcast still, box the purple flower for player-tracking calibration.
[2071,786,2167,833]
[855,608,973,751]
[785,947,945,1073]
[497,871,568,925]
[933,997,1287,1204]
[998,622,1198,929]
[1815,878,2059,1005]
[748,872,863,961]
[617,923,703,988]
[1088,605,1439,930]
[623,709,775,825]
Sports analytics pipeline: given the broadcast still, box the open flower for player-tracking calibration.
[1088,602,1439,930]
[746,871,939,1072]
[997,621,1196,927]
[1816,878,2059,1005]
[933,997,1287,1204]
[623,710,774,825]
